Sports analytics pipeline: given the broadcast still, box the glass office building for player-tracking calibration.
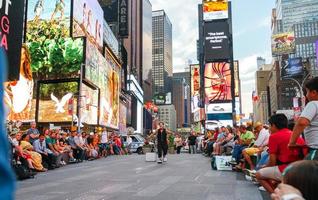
[152,10,173,95]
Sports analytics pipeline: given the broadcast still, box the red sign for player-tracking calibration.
[68,98,73,115]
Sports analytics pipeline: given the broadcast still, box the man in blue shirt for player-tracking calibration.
[0,48,15,200]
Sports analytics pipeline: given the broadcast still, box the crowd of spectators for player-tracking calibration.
[201,77,318,200]
[8,123,131,178]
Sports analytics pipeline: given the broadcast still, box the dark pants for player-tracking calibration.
[40,153,56,169]
[157,142,168,158]
[232,145,247,162]
[73,148,85,161]
[176,146,182,154]
[206,142,214,155]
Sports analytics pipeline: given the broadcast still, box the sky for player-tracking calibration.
[150,0,275,115]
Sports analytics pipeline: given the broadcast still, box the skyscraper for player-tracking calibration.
[152,10,173,96]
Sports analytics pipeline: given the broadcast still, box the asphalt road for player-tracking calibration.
[16,154,268,200]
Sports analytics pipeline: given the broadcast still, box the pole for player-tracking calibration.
[77,64,84,133]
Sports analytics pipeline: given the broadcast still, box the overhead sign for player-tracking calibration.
[119,0,128,37]
[203,0,228,21]
[281,57,304,79]
[271,32,295,55]
[204,21,230,61]
[1,0,25,81]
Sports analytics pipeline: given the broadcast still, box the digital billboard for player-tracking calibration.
[204,62,232,103]
[38,81,78,122]
[85,38,101,86]
[234,61,240,97]
[4,45,36,122]
[281,57,304,79]
[271,32,295,55]
[204,21,230,61]
[203,0,228,21]
[206,103,232,114]
[80,84,98,125]
[73,0,104,49]
[1,0,25,81]
[191,65,200,97]
[119,102,127,134]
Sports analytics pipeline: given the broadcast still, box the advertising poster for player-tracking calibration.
[73,0,104,49]
[204,62,232,103]
[234,61,240,97]
[103,20,119,56]
[4,45,36,122]
[119,102,127,134]
[203,0,228,21]
[1,0,25,81]
[38,82,78,122]
[271,32,295,55]
[80,84,98,125]
[85,38,101,86]
[27,0,83,80]
[206,103,232,114]
[191,95,200,113]
[281,57,303,79]
[191,65,200,97]
[204,21,230,61]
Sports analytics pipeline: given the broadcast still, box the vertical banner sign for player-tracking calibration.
[316,40,318,69]
[119,0,128,37]
[1,0,25,81]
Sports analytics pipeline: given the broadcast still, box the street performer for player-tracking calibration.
[156,122,169,164]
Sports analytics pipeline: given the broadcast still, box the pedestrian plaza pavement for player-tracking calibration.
[16,154,270,200]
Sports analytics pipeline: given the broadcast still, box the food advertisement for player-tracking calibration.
[38,81,78,122]
[271,32,295,55]
[80,84,98,125]
[191,64,200,97]
[204,62,232,103]
[203,0,228,21]
[26,0,83,80]
[72,0,103,49]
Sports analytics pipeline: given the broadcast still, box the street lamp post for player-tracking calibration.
[77,63,84,133]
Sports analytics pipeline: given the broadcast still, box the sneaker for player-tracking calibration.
[245,175,253,181]
[228,160,238,166]
[157,158,162,164]
[258,186,266,191]
[163,157,167,162]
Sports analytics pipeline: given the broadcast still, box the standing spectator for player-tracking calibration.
[229,125,255,167]
[156,122,168,163]
[26,121,40,144]
[256,114,306,193]
[174,134,183,154]
[290,77,318,160]
[242,122,270,170]
[99,128,109,157]
[33,134,57,169]
[188,132,197,154]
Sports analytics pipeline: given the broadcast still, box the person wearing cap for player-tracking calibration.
[242,122,270,170]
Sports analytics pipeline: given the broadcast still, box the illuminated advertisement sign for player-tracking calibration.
[80,84,98,125]
[191,64,200,97]
[281,57,304,79]
[38,81,78,123]
[119,102,127,134]
[234,61,240,97]
[204,21,230,61]
[118,0,128,37]
[85,38,101,86]
[103,20,119,56]
[206,103,232,114]
[271,32,295,55]
[1,0,25,81]
[203,0,228,21]
[204,62,232,103]
[316,40,318,69]
[73,0,104,49]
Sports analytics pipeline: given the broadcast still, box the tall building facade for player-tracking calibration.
[152,10,173,95]
[158,105,177,132]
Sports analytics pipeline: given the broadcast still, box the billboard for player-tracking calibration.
[206,103,232,114]
[271,32,295,55]
[80,84,98,125]
[4,45,36,122]
[203,0,228,21]
[1,0,25,81]
[103,20,119,56]
[316,40,318,69]
[38,82,78,122]
[72,0,104,49]
[204,21,230,61]
[204,62,232,103]
[281,57,304,79]
[191,95,200,113]
[234,61,240,97]
[191,65,200,97]
[85,38,101,86]
[118,0,128,37]
[119,102,127,134]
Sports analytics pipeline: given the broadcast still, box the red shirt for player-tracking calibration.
[268,128,305,172]
[213,131,219,141]
[115,138,122,147]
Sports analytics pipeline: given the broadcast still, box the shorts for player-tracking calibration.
[99,143,109,150]
[244,147,260,156]
[258,166,282,181]
[305,149,318,160]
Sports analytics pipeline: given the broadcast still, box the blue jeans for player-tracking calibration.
[256,151,269,170]
[0,50,15,200]
[190,145,196,154]
[232,145,247,162]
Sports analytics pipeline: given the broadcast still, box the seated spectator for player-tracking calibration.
[242,122,270,170]
[46,130,63,167]
[33,134,57,170]
[204,130,217,157]
[26,121,40,144]
[220,128,235,155]
[113,134,123,155]
[230,125,255,168]
[68,130,85,162]
[212,127,227,155]
[74,132,87,161]
[256,114,306,194]
[20,133,47,172]
[87,132,99,159]
[271,183,304,200]
[57,132,76,163]
[276,160,318,200]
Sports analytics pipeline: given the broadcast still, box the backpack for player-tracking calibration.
[211,156,217,170]
[13,163,35,180]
